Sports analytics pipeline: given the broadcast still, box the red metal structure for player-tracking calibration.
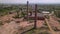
[24,1,45,20]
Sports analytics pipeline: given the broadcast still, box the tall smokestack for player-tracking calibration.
[27,1,29,20]
[34,4,37,29]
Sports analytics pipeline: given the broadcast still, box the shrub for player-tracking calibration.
[13,15,21,19]
[5,20,10,23]
[53,27,60,31]
[39,31,50,34]
[0,21,3,26]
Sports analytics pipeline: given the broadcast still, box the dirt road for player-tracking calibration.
[45,19,56,34]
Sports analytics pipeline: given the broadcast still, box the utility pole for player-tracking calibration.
[27,1,29,20]
[34,4,37,29]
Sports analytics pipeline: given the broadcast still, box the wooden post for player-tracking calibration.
[27,1,29,20]
[34,4,37,29]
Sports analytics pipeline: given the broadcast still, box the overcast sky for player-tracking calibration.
[0,0,60,4]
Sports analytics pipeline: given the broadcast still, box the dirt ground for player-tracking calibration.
[48,15,60,34]
[0,13,44,34]
[0,13,60,34]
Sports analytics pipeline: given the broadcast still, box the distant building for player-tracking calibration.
[42,11,50,14]
[42,11,50,15]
